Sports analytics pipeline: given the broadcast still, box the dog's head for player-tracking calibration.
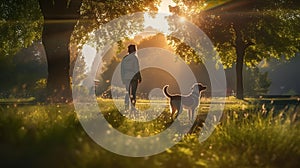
[191,83,207,93]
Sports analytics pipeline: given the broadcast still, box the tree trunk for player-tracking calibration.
[234,29,246,100]
[39,0,82,103]
[235,48,244,100]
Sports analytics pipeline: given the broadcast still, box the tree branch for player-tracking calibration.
[245,41,255,48]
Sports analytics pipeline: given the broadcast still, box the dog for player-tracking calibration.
[163,83,206,121]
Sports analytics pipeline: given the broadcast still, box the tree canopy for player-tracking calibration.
[1,0,161,102]
[72,0,160,49]
[169,0,300,99]
[0,0,42,58]
[2,0,299,100]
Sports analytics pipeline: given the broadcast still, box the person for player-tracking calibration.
[121,44,142,112]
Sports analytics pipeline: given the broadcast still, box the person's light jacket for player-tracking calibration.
[121,52,142,84]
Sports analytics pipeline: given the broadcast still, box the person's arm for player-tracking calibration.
[120,58,125,84]
[134,56,142,83]
[136,72,142,83]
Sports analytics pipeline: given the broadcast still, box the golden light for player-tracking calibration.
[82,44,97,71]
[179,16,186,23]
[158,0,176,14]
[82,44,96,57]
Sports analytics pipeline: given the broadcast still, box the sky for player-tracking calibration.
[158,0,176,13]
[144,0,177,33]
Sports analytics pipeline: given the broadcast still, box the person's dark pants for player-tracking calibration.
[125,79,138,110]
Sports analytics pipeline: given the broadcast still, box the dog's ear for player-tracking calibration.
[198,83,207,91]
[191,83,197,90]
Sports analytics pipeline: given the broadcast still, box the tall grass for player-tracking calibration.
[0,99,299,168]
[156,103,300,168]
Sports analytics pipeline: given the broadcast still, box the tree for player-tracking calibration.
[0,0,43,98]
[39,0,161,102]
[243,66,271,97]
[225,65,271,97]
[1,0,160,102]
[170,0,300,99]
[96,56,120,96]
[38,0,82,102]
[0,0,42,58]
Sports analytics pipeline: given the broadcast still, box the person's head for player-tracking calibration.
[128,44,137,54]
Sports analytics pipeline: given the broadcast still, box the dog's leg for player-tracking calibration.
[191,109,195,121]
[175,105,183,119]
[170,104,177,119]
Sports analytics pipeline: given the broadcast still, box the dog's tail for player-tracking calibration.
[163,85,172,98]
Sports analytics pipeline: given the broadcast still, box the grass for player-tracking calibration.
[0,97,35,103]
[0,98,299,168]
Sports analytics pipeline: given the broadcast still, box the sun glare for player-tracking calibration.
[143,0,177,33]
[82,44,96,72]
[158,0,176,14]
[179,16,186,23]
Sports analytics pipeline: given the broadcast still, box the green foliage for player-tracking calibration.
[72,0,160,49]
[0,48,47,99]
[33,78,47,100]
[95,56,120,96]
[72,55,88,86]
[167,36,201,64]
[0,0,43,57]
[244,66,271,97]
[170,0,300,66]
[168,0,299,99]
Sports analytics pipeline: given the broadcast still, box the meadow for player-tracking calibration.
[0,97,299,168]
